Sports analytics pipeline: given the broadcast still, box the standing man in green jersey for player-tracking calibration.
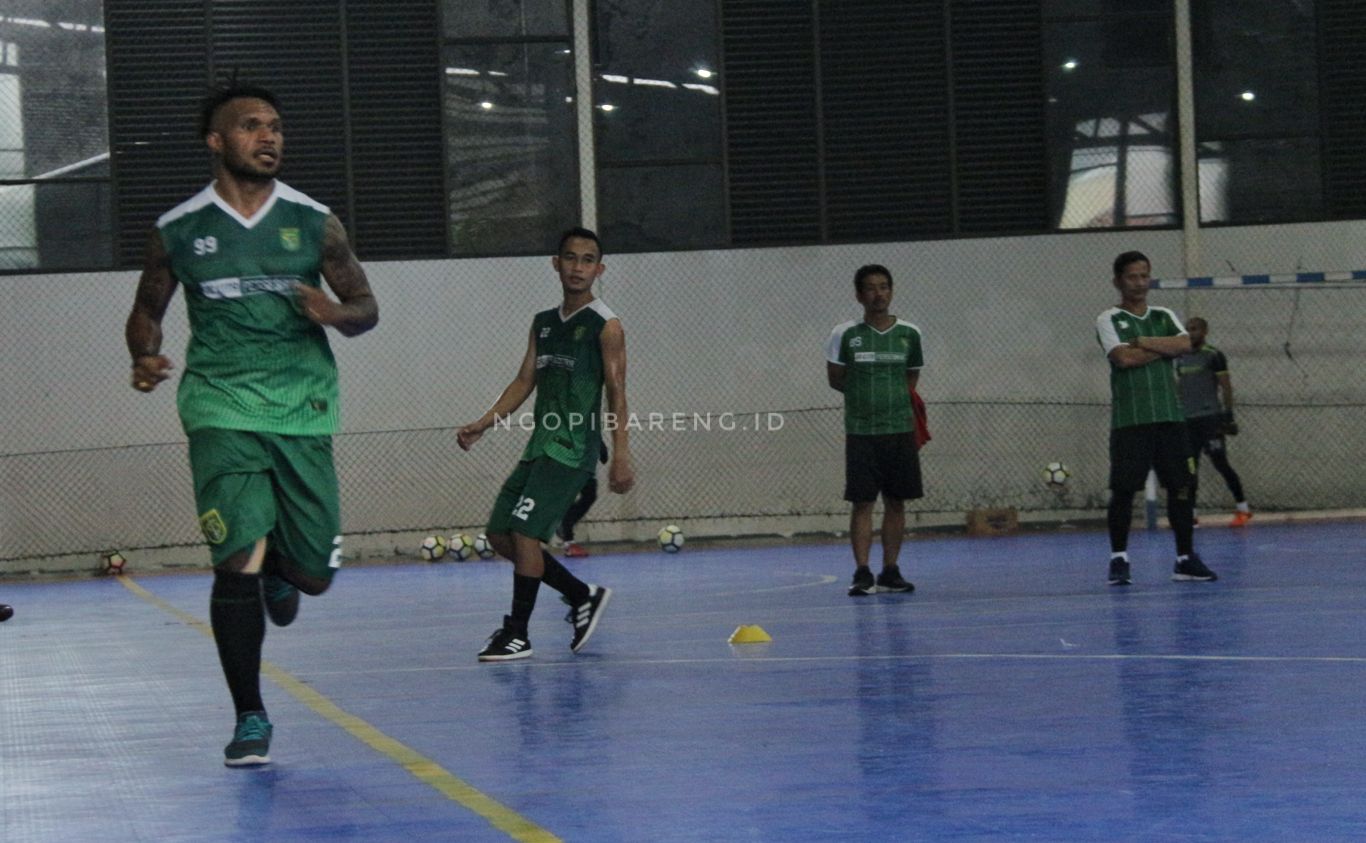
[125,84,378,766]
[826,264,923,597]
[457,227,633,661]
[1096,251,1214,586]
[1177,317,1252,526]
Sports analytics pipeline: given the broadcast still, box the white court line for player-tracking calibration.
[710,573,839,597]
[302,650,1366,677]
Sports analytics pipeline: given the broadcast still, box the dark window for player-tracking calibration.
[598,164,726,250]
[346,2,446,260]
[950,0,1049,234]
[820,0,952,241]
[594,0,724,251]
[442,0,569,39]
[442,0,576,256]
[442,42,579,256]
[0,1,111,271]
[720,0,820,245]
[1193,0,1320,224]
[1320,0,1366,218]
[1044,5,1177,228]
[720,0,1048,246]
[105,1,444,268]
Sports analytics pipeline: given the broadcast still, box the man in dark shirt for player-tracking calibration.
[1177,317,1251,527]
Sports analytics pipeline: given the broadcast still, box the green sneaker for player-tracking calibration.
[224,711,272,767]
[262,575,300,627]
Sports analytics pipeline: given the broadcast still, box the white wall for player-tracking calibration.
[3,221,1364,571]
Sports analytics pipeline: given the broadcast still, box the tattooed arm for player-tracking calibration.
[126,227,178,392]
[296,213,379,337]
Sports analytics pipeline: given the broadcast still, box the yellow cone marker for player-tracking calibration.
[728,624,773,644]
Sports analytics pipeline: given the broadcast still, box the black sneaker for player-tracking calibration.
[848,567,875,596]
[1108,558,1132,586]
[261,574,299,627]
[1172,555,1218,582]
[876,567,915,593]
[565,585,612,653]
[224,711,272,767]
[478,616,532,662]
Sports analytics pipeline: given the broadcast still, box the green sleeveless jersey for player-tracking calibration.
[522,299,618,472]
[1095,305,1186,429]
[825,318,924,435]
[157,181,339,436]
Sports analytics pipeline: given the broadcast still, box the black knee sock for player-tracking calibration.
[1168,486,1196,557]
[1107,491,1135,554]
[540,551,591,605]
[510,574,541,629]
[559,481,598,542]
[1209,450,1245,502]
[210,569,265,715]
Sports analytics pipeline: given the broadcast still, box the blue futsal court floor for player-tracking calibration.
[2,520,1365,841]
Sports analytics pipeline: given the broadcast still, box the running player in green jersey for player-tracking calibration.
[826,264,923,597]
[1178,317,1252,526]
[457,227,633,661]
[125,84,378,766]
[1096,251,1214,586]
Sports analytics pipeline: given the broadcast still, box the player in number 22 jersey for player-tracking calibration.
[457,227,634,662]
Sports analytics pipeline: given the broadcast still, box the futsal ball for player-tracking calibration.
[1043,462,1070,488]
[658,524,685,553]
[100,550,128,576]
[450,533,477,562]
[419,534,448,562]
[473,533,497,560]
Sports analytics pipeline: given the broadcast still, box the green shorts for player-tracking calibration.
[487,457,593,543]
[187,428,342,584]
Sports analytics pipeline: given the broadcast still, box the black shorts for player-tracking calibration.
[1109,422,1194,493]
[1186,415,1227,457]
[845,433,924,503]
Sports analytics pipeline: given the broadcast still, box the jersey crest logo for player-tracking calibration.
[199,509,228,545]
[540,327,552,338]
[849,337,863,348]
[573,326,586,341]
[279,228,301,251]
[1117,321,1129,330]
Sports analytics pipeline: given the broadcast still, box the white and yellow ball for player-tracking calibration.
[473,533,497,560]
[658,524,685,553]
[419,534,448,562]
[450,533,478,562]
[1043,462,1070,488]
[100,550,128,576]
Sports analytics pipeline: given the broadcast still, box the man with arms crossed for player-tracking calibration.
[1096,251,1214,586]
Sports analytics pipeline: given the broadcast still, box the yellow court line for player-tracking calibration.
[118,576,560,843]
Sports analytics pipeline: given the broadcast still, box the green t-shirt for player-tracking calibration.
[158,181,339,436]
[522,299,618,472]
[826,318,924,435]
[1095,305,1186,429]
